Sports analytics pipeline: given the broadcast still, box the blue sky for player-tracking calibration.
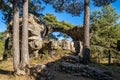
[0,11,7,32]
[0,0,120,32]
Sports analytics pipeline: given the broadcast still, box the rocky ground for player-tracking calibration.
[29,55,120,80]
[0,54,120,80]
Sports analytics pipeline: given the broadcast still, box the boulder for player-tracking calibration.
[30,64,53,80]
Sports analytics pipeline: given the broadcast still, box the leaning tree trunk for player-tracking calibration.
[3,31,10,60]
[83,0,90,64]
[13,0,20,74]
[21,0,29,72]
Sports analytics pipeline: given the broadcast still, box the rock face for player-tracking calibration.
[48,40,58,57]
[28,14,45,57]
[48,40,75,52]
[62,40,71,50]
[47,40,83,55]
[9,14,45,57]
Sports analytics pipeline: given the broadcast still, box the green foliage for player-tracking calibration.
[29,0,44,17]
[92,0,116,7]
[43,0,116,16]
[43,13,74,30]
[90,5,120,62]
[0,40,4,56]
[91,5,120,30]
[0,0,44,24]
[42,0,84,16]
[0,31,5,40]
[0,32,5,56]
[0,0,13,23]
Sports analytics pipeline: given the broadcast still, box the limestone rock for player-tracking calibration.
[30,64,53,80]
[49,40,58,50]
[27,14,45,56]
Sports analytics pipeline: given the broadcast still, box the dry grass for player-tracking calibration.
[0,49,71,80]
[30,49,72,64]
[0,59,34,80]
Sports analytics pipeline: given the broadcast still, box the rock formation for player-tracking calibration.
[9,14,86,57]
[28,14,45,57]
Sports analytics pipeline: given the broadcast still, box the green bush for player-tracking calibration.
[0,40,4,56]
[0,31,5,57]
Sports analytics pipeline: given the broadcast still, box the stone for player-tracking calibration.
[62,55,80,63]
[49,40,58,50]
[48,50,56,57]
[30,64,53,80]
[70,42,75,52]
[58,62,112,80]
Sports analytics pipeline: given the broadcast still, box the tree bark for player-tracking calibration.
[3,31,10,60]
[21,0,29,70]
[83,0,90,64]
[108,50,111,65]
[13,0,20,73]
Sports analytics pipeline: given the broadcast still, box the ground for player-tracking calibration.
[0,52,120,80]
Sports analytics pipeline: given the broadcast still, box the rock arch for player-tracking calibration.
[9,14,85,57]
[45,26,84,41]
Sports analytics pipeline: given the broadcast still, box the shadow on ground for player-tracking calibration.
[32,54,120,80]
[0,69,13,75]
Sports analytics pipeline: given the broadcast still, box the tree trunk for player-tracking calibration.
[3,31,10,60]
[21,0,29,71]
[83,0,90,64]
[13,0,20,74]
[108,50,111,65]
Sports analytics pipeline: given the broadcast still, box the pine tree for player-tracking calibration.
[83,0,90,64]
[21,0,29,72]
[13,0,20,74]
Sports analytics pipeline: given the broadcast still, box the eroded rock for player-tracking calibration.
[30,64,53,80]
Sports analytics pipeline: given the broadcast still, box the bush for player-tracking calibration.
[0,40,4,57]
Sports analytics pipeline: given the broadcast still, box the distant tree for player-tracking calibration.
[91,5,120,46]
[90,4,120,64]
[0,31,6,40]
[3,31,10,60]
[43,13,74,30]
[0,31,6,56]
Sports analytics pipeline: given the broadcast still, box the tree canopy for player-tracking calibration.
[90,4,120,56]
[43,13,74,30]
